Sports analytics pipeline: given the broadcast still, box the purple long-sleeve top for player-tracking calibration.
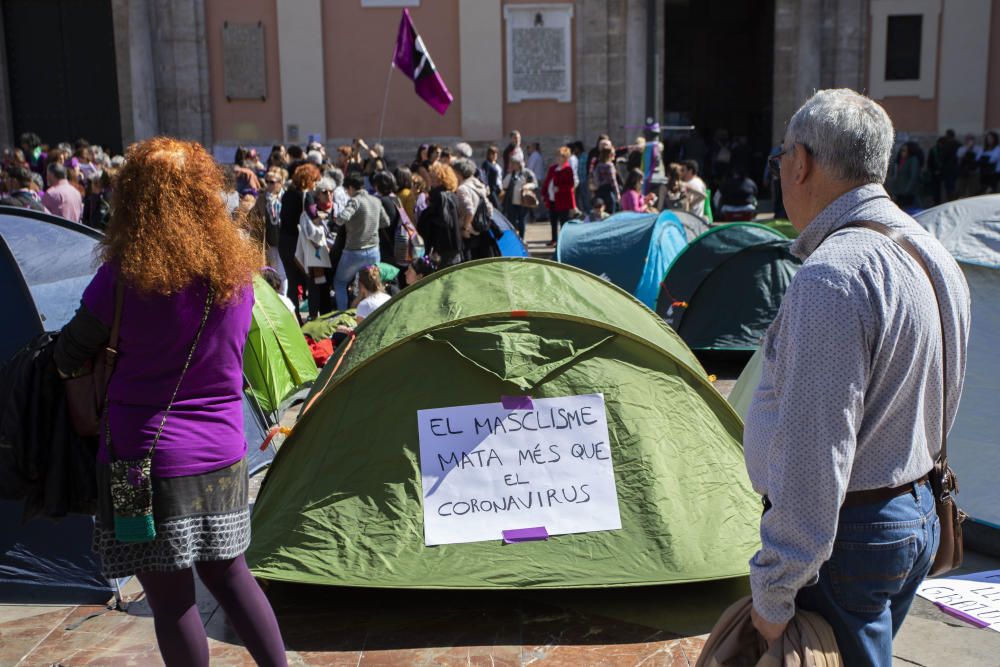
[83,262,254,477]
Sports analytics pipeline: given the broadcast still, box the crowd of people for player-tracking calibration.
[886,129,1000,207]
[4,123,995,326]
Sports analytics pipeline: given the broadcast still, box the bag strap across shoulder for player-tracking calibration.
[109,280,125,351]
[835,220,948,464]
[105,287,215,462]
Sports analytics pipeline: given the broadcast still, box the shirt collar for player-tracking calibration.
[790,183,892,259]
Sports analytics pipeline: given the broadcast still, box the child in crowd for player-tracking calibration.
[586,197,609,222]
[404,255,438,285]
[353,265,391,322]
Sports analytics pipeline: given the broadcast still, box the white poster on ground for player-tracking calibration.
[416,393,621,546]
[916,569,1000,632]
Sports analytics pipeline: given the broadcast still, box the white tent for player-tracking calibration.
[915,196,1000,528]
[729,198,1000,527]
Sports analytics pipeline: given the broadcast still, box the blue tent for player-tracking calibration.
[0,207,276,604]
[556,211,688,309]
[491,209,528,257]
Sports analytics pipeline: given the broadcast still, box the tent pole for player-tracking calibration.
[377,62,394,145]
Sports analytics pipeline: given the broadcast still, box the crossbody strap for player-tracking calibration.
[108,280,125,350]
[106,287,215,461]
[833,220,949,464]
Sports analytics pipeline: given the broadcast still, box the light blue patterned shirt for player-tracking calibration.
[744,184,971,624]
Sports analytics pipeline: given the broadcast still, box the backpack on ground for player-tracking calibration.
[394,202,425,265]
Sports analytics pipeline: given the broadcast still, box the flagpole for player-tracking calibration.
[378,62,394,145]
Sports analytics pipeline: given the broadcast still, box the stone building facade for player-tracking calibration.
[0,0,995,162]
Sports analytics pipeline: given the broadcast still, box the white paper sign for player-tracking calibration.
[417,394,621,546]
[916,569,1000,631]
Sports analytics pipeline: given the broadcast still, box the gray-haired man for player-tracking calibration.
[745,89,970,665]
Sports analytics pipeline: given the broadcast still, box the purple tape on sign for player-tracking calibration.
[934,602,991,628]
[502,526,549,544]
[501,395,534,410]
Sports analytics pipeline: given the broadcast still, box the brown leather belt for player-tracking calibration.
[841,474,929,508]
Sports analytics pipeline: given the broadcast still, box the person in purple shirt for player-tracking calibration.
[54,137,286,667]
[41,161,83,221]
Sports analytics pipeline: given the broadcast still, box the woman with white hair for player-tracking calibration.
[452,157,496,260]
[501,154,536,237]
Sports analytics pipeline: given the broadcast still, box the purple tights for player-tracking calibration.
[137,556,287,667]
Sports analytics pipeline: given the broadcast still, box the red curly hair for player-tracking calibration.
[101,137,260,302]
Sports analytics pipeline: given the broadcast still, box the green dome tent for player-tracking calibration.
[247,258,760,589]
[656,223,800,351]
[243,275,318,422]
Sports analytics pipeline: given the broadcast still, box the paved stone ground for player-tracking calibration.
[3,223,998,665]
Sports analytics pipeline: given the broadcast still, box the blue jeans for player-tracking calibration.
[506,204,527,237]
[796,481,939,667]
[334,246,379,310]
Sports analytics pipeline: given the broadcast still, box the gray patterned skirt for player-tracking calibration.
[94,458,251,578]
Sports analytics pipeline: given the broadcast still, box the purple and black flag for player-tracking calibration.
[392,9,453,115]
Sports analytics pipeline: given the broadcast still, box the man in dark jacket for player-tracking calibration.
[1,166,46,211]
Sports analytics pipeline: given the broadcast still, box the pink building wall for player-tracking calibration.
[204,0,284,144]
[320,0,462,141]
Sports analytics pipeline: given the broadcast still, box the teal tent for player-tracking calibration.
[656,223,800,351]
[556,211,689,309]
[248,258,760,589]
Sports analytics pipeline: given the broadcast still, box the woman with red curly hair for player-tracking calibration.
[53,138,287,667]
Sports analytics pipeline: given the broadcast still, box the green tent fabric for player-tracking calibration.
[728,347,764,421]
[656,223,801,351]
[244,276,319,416]
[300,310,357,342]
[757,219,798,239]
[248,258,760,589]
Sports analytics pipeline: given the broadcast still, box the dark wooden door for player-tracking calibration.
[3,0,122,153]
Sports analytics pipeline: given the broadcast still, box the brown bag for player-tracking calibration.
[696,597,843,667]
[64,281,125,437]
[840,221,964,576]
[520,183,539,209]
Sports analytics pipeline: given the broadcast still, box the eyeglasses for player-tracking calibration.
[265,179,280,185]
[768,142,813,177]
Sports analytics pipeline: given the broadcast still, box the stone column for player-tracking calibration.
[772,0,821,143]
[147,0,212,146]
[606,0,628,145]
[830,0,866,89]
[623,0,646,137]
[458,0,503,141]
[772,0,866,144]
[276,0,325,145]
[575,0,610,145]
[112,0,159,148]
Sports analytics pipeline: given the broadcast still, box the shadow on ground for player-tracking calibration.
[205,577,750,655]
